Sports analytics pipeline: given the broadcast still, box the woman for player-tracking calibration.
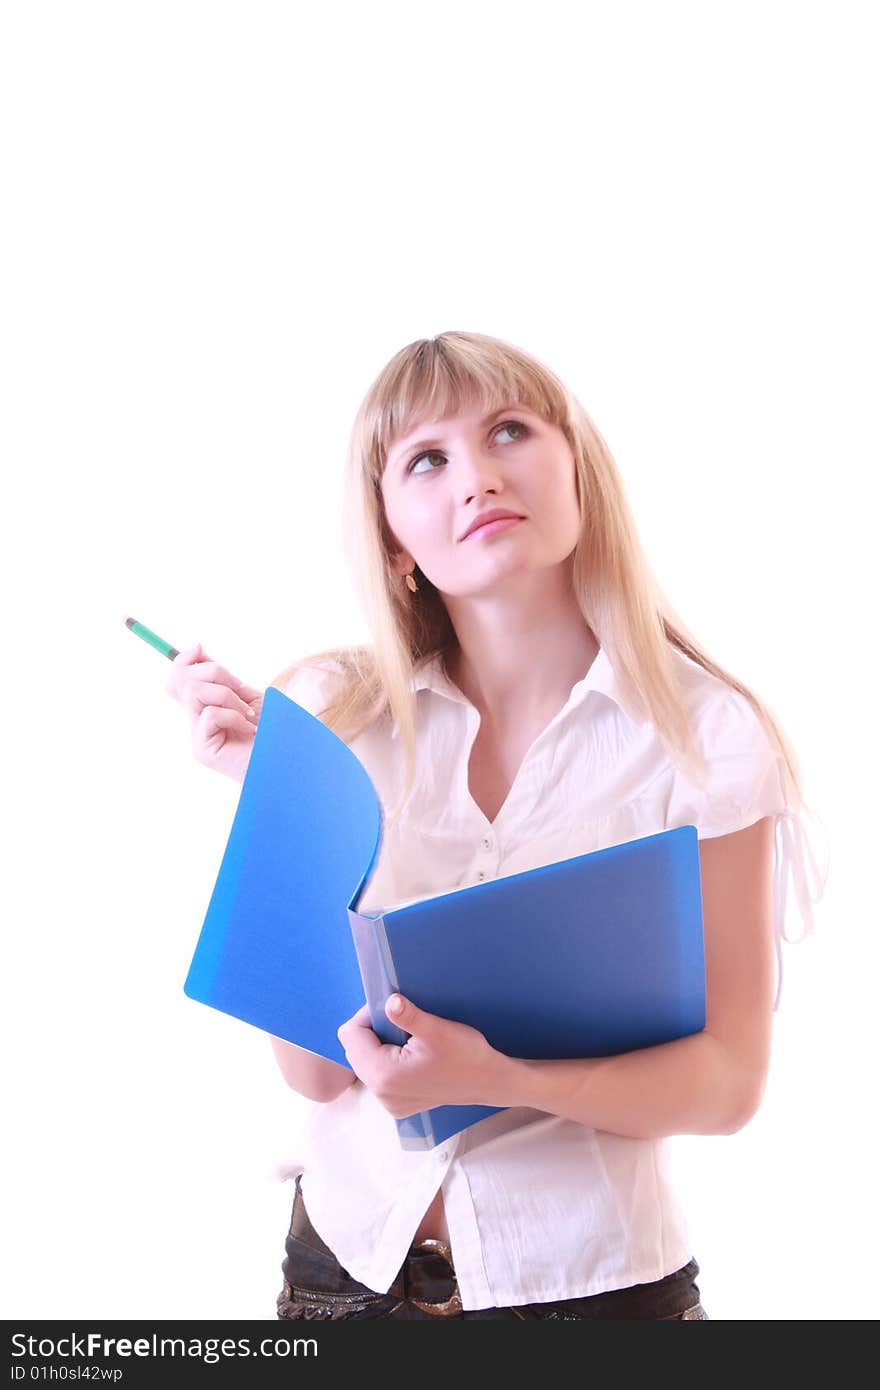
[168,331,828,1319]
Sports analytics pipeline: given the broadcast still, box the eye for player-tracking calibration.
[494,420,528,444]
[406,419,529,475]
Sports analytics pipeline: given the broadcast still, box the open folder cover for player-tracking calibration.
[184,685,707,1150]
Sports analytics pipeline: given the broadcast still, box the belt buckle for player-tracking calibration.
[407,1237,463,1317]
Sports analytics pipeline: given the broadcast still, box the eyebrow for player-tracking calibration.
[389,406,525,469]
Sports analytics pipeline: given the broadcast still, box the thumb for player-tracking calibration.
[385,993,418,1027]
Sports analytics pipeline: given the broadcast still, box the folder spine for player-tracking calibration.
[347,908,409,1048]
[347,908,436,1149]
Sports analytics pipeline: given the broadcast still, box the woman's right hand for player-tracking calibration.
[166,642,264,783]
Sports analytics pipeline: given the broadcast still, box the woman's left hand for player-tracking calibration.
[336,995,509,1118]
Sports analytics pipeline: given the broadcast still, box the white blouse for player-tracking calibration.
[274,643,829,1311]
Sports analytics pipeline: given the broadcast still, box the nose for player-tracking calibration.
[454,445,506,503]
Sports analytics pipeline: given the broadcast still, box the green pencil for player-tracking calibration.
[124,616,180,661]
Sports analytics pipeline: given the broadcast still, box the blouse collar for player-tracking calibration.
[405,644,651,731]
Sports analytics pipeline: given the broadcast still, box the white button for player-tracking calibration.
[481,836,492,850]
[476,870,486,881]
[438,1149,449,1162]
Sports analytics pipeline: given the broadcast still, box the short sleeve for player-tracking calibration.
[672,684,830,1012]
[278,660,346,721]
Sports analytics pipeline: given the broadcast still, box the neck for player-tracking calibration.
[443,573,599,727]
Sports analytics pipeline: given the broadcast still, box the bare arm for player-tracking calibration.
[492,1030,742,1138]
[269,1036,359,1103]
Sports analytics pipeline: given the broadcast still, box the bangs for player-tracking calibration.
[372,335,568,474]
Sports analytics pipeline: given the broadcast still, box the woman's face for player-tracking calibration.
[380,400,582,600]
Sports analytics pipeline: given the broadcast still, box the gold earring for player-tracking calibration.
[404,570,419,592]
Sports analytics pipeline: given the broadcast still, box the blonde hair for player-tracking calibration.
[272,330,812,835]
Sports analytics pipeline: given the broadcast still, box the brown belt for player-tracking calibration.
[388,1237,464,1317]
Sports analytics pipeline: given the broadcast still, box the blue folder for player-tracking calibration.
[184,686,706,1149]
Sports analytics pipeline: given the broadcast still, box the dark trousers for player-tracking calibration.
[277,1174,709,1320]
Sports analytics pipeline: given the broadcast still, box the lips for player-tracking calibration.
[460,509,525,541]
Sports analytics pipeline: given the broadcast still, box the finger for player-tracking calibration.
[236,681,265,705]
[165,644,203,699]
[337,1024,382,1070]
[337,1003,384,1046]
[196,705,259,740]
[182,680,259,724]
[170,651,251,697]
[337,1003,373,1037]
[195,661,255,701]
[386,995,427,1032]
[172,643,204,667]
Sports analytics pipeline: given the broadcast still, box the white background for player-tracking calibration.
[2,1,876,1322]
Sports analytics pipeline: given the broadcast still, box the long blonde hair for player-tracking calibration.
[272,330,812,835]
